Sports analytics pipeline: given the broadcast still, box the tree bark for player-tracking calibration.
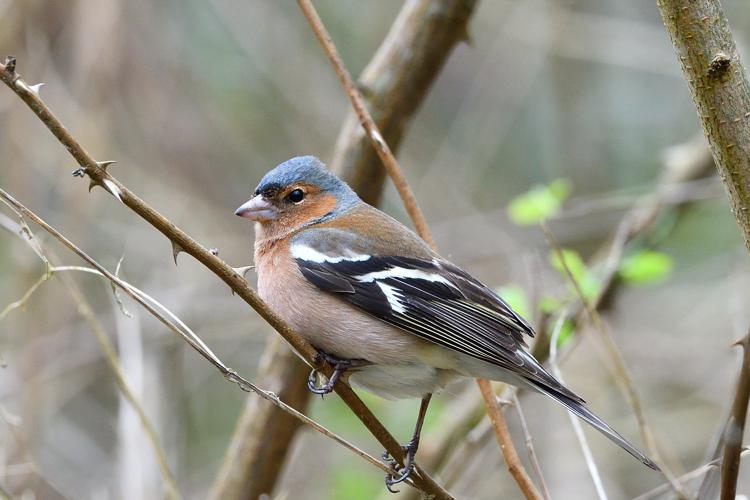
[657,0,750,251]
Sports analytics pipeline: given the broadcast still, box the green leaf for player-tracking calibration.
[555,319,575,348]
[619,250,673,285]
[507,179,572,225]
[549,249,587,283]
[549,249,601,301]
[497,284,530,317]
[538,295,563,314]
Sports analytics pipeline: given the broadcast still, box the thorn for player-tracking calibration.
[3,56,16,73]
[97,160,117,171]
[88,179,98,192]
[28,82,44,95]
[232,265,254,278]
[102,179,123,204]
[171,240,185,264]
[210,247,219,256]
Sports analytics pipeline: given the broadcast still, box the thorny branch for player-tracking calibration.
[297,1,542,497]
[0,58,444,498]
[719,328,750,500]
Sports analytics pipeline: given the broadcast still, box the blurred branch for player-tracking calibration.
[329,0,476,204]
[478,381,542,500]
[549,313,607,500]
[510,391,550,500]
[657,0,750,252]
[0,57,447,498]
[0,214,181,500]
[414,135,714,486]
[636,448,750,500]
[211,2,476,497]
[0,189,401,482]
[719,328,750,500]
[298,2,545,497]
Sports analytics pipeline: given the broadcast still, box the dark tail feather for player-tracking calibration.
[532,383,660,471]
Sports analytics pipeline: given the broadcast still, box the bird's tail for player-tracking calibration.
[530,381,660,471]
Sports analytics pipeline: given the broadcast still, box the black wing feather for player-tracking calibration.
[296,254,577,400]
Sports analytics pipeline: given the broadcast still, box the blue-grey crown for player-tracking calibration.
[255,156,360,214]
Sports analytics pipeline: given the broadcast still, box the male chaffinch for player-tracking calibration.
[235,156,658,488]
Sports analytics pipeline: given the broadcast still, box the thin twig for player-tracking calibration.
[510,390,551,500]
[719,327,750,500]
[296,3,541,497]
[0,211,180,500]
[635,448,749,500]
[0,57,448,499]
[549,313,608,500]
[478,380,542,500]
[0,189,407,484]
[296,0,435,248]
[540,221,686,497]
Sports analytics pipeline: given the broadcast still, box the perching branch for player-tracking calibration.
[719,328,750,500]
[297,2,543,497]
[0,59,447,499]
[656,0,750,252]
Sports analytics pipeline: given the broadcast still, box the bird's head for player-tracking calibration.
[235,156,359,236]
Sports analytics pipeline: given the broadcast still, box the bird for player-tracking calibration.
[235,155,659,490]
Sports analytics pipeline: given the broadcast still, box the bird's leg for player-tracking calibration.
[383,393,432,492]
[307,350,370,395]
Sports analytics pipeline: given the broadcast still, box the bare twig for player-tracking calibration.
[657,0,750,252]
[296,0,435,248]
[510,390,551,500]
[208,337,310,500]
[541,222,686,497]
[478,380,542,500]
[549,313,608,500]
[0,58,448,498]
[719,328,750,500]
[0,188,407,485]
[329,0,476,204]
[635,448,749,500]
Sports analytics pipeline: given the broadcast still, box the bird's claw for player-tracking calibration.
[382,440,417,493]
[306,352,370,396]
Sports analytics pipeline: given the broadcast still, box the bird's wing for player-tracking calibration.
[291,228,578,399]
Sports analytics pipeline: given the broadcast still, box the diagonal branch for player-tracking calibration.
[0,59,447,498]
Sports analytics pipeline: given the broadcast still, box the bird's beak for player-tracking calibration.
[234,195,277,222]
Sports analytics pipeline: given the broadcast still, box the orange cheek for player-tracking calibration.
[282,194,338,228]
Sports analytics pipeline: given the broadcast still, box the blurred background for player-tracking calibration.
[1,0,749,499]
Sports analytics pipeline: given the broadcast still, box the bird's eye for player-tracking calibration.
[287,188,305,203]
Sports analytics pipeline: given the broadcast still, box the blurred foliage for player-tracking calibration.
[619,249,673,285]
[507,179,571,225]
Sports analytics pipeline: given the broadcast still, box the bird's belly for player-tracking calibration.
[348,364,458,400]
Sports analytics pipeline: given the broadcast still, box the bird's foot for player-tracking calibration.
[382,438,418,493]
[307,351,369,396]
